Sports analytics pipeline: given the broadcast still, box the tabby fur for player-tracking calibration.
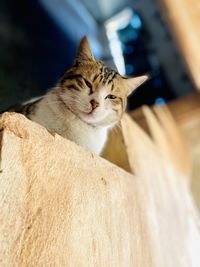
[7,37,149,155]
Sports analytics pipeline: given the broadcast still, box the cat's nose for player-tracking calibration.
[90,99,99,110]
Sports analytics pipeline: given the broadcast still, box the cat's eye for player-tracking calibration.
[106,94,117,100]
[84,79,93,94]
[84,79,92,89]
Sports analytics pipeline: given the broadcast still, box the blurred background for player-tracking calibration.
[0,0,195,111]
[1,0,200,236]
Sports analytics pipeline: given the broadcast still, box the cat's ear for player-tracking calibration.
[125,74,149,96]
[75,36,94,64]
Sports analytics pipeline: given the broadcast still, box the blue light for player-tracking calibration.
[155,98,166,105]
[131,14,142,29]
[153,78,162,88]
[125,45,134,54]
[125,64,134,75]
[128,31,138,41]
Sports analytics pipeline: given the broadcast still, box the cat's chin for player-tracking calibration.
[79,113,101,126]
[79,112,118,128]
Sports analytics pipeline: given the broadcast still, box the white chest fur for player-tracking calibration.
[66,123,108,155]
[29,96,109,155]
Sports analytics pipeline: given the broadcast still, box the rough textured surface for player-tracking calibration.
[131,93,200,210]
[130,104,191,177]
[0,112,200,266]
[121,115,200,266]
[167,93,200,210]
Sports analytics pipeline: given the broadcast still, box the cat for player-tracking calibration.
[7,36,149,155]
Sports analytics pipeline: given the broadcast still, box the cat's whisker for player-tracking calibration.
[4,36,148,155]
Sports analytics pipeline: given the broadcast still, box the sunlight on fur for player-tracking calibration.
[9,36,148,155]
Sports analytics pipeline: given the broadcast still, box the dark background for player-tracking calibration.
[0,0,194,112]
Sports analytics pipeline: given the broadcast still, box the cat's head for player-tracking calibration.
[58,36,148,127]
